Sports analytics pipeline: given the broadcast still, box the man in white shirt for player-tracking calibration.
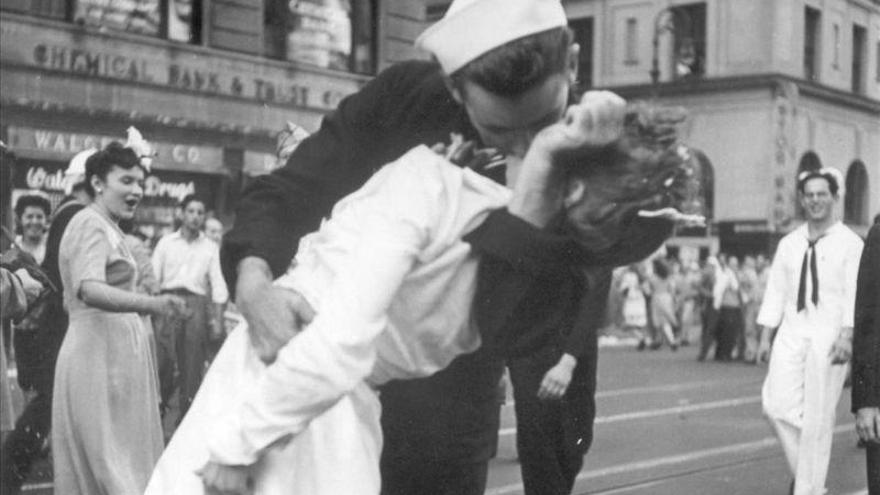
[756,168,863,495]
[152,195,228,420]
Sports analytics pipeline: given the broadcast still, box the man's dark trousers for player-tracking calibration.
[155,290,210,419]
[508,347,594,495]
[379,346,504,495]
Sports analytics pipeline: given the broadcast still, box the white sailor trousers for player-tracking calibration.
[761,318,848,495]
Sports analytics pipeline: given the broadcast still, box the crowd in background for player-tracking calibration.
[0,140,231,495]
[609,250,771,364]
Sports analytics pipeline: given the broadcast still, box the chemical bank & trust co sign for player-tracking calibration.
[0,18,360,111]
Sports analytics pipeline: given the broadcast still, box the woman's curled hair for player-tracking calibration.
[559,104,702,253]
[83,142,142,197]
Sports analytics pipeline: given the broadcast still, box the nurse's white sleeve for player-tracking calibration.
[841,237,864,329]
[207,153,443,466]
[757,239,788,328]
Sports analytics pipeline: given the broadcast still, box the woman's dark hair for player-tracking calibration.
[450,27,573,98]
[14,194,51,219]
[84,142,142,198]
[559,104,697,252]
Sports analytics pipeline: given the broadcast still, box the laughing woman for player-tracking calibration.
[51,142,188,495]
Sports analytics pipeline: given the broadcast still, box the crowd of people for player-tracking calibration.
[0,137,230,494]
[0,1,876,495]
[611,250,773,363]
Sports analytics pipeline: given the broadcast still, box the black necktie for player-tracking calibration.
[796,238,820,312]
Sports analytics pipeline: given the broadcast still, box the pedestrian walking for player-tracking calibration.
[648,257,680,350]
[757,167,863,495]
[852,221,880,493]
[697,256,719,361]
[152,194,228,421]
[713,254,743,361]
[620,264,649,349]
[739,255,761,363]
[51,141,188,495]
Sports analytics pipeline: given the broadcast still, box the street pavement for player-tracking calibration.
[13,342,870,494]
[486,344,870,495]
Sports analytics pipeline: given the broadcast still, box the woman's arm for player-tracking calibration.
[206,152,441,467]
[79,280,182,316]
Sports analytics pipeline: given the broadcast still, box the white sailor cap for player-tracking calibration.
[64,148,98,195]
[416,0,568,75]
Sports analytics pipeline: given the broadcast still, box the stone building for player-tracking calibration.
[562,0,880,258]
[0,0,427,240]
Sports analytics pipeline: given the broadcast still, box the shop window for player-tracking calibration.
[804,7,821,82]
[852,24,866,93]
[570,17,594,90]
[263,0,377,74]
[844,160,869,225]
[0,0,67,20]
[671,3,705,80]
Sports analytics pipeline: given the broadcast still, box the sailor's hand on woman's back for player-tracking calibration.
[236,256,316,364]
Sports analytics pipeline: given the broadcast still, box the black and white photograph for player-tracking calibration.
[0,0,878,494]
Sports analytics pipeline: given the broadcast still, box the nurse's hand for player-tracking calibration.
[828,334,852,365]
[198,461,253,495]
[236,257,316,364]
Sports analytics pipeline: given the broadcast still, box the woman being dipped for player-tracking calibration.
[52,142,187,494]
[148,93,701,495]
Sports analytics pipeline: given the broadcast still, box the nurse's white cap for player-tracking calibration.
[416,0,568,75]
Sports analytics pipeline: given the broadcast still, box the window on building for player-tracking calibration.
[624,17,638,65]
[832,23,840,69]
[672,3,706,80]
[877,39,880,82]
[1,0,203,42]
[73,0,162,37]
[168,0,202,43]
[570,17,594,90]
[263,0,377,75]
[0,0,68,20]
[804,7,821,81]
[844,161,869,225]
[852,24,866,93]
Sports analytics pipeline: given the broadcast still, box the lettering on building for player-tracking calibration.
[28,41,356,111]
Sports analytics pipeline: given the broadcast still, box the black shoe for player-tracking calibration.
[671,343,679,352]
[637,340,646,351]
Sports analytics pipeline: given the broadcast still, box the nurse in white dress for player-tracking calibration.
[146,89,636,495]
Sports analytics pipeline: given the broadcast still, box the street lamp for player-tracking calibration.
[650,7,693,96]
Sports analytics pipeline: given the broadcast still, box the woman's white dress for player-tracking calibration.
[146,145,511,494]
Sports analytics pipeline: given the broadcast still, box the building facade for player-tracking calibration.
[565,0,880,259]
[0,0,428,241]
